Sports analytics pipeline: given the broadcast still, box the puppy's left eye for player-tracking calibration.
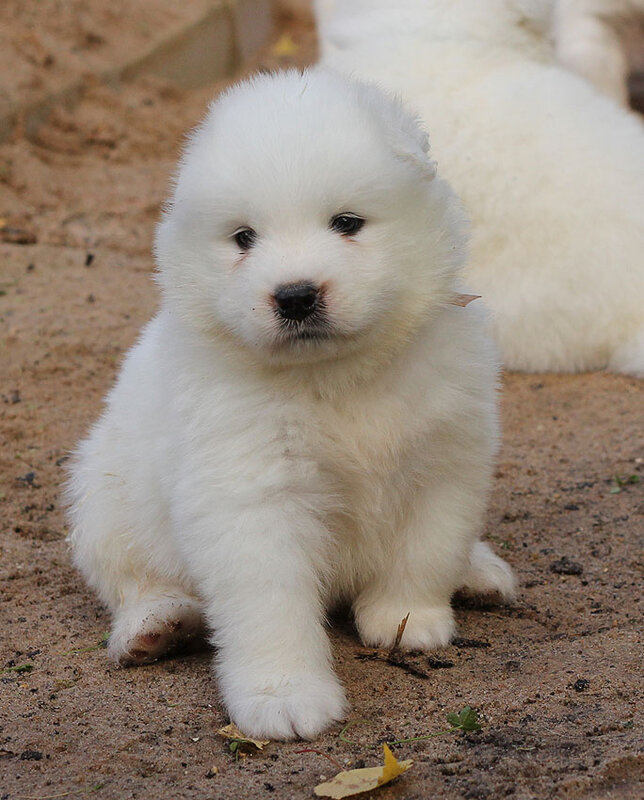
[232,227,257,251]
[330,214,365,236]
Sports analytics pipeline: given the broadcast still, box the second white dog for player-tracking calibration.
[67,68,515,740]
[318,0,644,376]
[555,0,644,106]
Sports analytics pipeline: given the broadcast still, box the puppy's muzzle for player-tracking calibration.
[273,282,320,322]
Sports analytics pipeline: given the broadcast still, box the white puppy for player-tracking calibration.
[67,68,515,740]
[555,0,644,106]
[318,0,644,376]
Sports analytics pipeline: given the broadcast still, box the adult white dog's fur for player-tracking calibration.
[67,69,515,740]
[317,0,644,376]
[555,0,644,105]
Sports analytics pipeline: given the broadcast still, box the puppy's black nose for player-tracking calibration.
[273,283,319,321]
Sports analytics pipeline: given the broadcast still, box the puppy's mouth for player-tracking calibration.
[275,314,334,345]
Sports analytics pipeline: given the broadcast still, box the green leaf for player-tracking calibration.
[65,631,110,655]
[3,663,34,673]
[447,706,481,732]
[612,474,640,493]
[458,707,482,732]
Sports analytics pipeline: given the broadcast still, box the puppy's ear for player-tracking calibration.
[358,81,437,180]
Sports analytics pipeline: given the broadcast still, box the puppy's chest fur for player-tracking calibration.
[279,376,439,528]
[295,393,421,478]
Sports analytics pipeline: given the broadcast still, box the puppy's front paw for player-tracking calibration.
[220,668,348,740]
[355,600,455,650]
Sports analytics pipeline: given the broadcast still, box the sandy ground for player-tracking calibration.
[1,8,643,800]
[0,0,224,128]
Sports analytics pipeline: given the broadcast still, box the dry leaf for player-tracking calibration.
[388,613,410,657]
[450,293,481,307]
[271,33,299,57]
[216,723,270,750]
[314,744,413,798]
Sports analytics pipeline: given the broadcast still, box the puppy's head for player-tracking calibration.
[156,68,467,365]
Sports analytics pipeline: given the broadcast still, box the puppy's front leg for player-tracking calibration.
[181,500,347,740]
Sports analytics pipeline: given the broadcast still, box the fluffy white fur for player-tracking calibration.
[555,0,644,105]
[67,68,515,740]
[317,0,644,375]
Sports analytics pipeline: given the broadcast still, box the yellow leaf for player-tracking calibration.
[216,723,270,750]
[314,744,413,798]
[271,33,299,57]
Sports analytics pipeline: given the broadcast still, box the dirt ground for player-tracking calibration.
[1,7,643,800]
[0,0,225,127]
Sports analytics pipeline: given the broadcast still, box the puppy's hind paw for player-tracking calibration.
[460,541,517,602]
[108,589,204,666]
[355,599,455,651]
[608,324,644,378]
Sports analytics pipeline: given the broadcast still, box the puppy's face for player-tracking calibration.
[156,70,465,365]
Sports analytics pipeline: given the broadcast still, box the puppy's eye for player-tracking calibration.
[233,227,257,251]
[330,214,365,236]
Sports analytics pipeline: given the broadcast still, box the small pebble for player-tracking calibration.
[20,750,43,761]
[550,557,583,576]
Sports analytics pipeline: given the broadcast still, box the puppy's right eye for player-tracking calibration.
[330,213,365,236]
[233,227,257,251]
